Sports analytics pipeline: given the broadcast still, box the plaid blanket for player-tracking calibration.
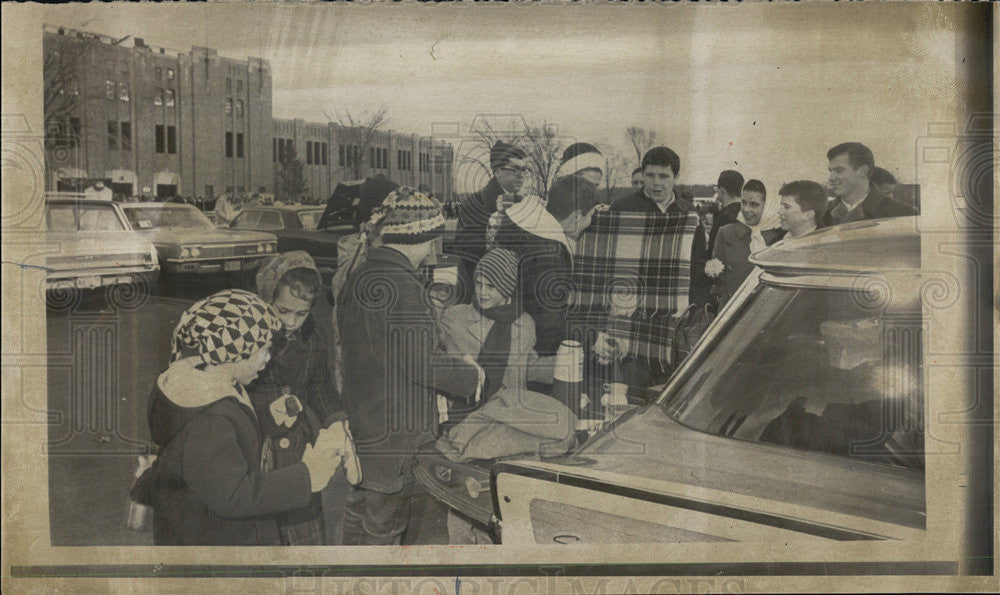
[568,209,699,367]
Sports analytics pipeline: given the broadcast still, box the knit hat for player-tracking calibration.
[170,289,282,365]
[490,140,527,172]
[559,142,604,178]
[255,250,322,302]
[475,248,520,299]
[370,185,446,245]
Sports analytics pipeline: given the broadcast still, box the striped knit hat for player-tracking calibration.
[370,186,445,245]
[170,289,282,365]
[475,248,519,299]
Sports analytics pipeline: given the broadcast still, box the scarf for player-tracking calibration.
[472,299,521,400]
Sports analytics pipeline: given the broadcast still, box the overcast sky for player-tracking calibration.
[38,3,977,192]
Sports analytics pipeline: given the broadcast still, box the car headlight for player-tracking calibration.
[265,243,275,253]
[179,247,190,259]
[190,246,201,258]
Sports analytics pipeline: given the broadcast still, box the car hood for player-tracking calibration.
[134,227,276,244]
[45,231,154,257]
[503,405,925,531]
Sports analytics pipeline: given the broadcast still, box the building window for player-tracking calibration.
[225,131,233,158]
[165,89,175,107]
[155,124,165,154]
[121,121,131,151]
[107,121,118,150]
[226,77,232,92]
[235,100,243,117]
[237,79,243,93]
[226,185,234,194]
[322,143,328,166]
[225,98,232,115]
[278,138,285,162]
[382,148,388,170]
[314,142,320,166]
[236,133,244,159]
[106,80,115,99]
[306,141,313,165]
[272,138,277,163]
[370,147,375,168]
[338,145,345,167]
[119,82,129,102]
[205,185,214,199]
[155,66,162,80]
[287,139,294,155]
[435,155,444,174]
[154,88,163,106]
[166,67,175,81]
[167,126,177,154]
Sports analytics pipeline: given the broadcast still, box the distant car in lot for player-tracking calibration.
[418,218,930,544]
[43,195,159,306]
[230,205,353,272]
[120,202,276,287]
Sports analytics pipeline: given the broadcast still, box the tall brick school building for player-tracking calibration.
[43,25,455,203]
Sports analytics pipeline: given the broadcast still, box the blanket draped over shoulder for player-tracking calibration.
[568,209,699,368]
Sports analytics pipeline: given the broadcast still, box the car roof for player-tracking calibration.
[121,202,193,208]
[45,196,118,205]
[243,205,323,212]
[750,217,920,275]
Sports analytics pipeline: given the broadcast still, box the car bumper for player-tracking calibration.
[46,267,159,291]
[164,255,269,275]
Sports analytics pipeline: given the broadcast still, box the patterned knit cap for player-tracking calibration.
[170,289,282,365]
[369,185,445,245]
[475,248,520,299]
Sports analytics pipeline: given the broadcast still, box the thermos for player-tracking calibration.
[551,340,585,416]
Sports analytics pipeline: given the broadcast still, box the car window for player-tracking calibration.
[298,210,322,230]
[661,284,924,471]
[123,206,213,229]
[255,210,284,230]
[231,210,260,229]
[48,203,126,231]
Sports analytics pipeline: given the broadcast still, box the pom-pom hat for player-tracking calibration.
[171,289,282,365]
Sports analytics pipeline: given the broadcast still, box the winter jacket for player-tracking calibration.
[146,358,312,545]
[337,246,480,494]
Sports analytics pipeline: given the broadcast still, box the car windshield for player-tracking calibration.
[660,282,924,471]
[124,206,213,230]
[297,210,323,230]
[47,203,126,231]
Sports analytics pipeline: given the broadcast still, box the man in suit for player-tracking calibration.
[708,169,744,256]
[446,141,529,302]
[612,146,710,306]
[825,142,916,226]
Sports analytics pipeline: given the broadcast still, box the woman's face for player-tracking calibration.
[475,275,511,310]
[229,347,271,385]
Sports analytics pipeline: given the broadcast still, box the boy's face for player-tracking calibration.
[474,275,511,310]
[642,164,677,205]
[231,347,270,385]
[272,285,312,336]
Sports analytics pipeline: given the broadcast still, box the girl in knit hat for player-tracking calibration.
[145,289,343,545]
[438,248,542,415]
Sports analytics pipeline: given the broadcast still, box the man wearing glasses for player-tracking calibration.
[447,140,529,302]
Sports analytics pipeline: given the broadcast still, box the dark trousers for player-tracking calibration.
[341,485,414,545]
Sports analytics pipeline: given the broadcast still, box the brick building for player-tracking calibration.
[43,25,454,203]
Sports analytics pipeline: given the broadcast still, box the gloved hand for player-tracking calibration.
[340,421,362,486]
[301,429,343,493]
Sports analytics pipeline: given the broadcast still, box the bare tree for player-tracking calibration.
[336,108,389,180]
[522,123,566,198]
[625,126,658,165]
[461,116,528,184]
[43,32,106,152]
[599,146,632,203]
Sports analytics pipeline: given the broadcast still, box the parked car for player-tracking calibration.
[120,202,276,286]
[418,218,929,544]
[43,195,159,306]
[229,205,352,273]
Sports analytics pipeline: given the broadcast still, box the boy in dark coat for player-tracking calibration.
[338,187,483,545]
[146,289,342,545]
[250,251,356,545]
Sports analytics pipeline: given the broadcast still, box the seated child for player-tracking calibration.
[251,251,357,545]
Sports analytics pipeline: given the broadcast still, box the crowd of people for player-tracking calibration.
[137,138,916,546]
